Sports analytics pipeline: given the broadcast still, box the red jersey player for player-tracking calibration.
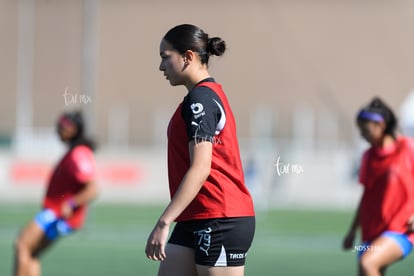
[14,111,98,276]
[145,24,255,276]
[343,97,414,276]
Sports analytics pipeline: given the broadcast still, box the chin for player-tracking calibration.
[168,77,184,86]
[169,79,179,86]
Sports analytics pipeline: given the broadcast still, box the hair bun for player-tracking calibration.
[370,97,385,108]
[207,37,226,56]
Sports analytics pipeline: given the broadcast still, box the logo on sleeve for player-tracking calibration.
[191,103,204,114]
[191,103,205,119]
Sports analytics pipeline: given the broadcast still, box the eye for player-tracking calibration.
[160,52,170,60]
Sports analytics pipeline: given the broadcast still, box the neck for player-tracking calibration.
[374,134,395,148]
[184,68,211,91]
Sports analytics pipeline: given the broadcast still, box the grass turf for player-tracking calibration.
[1,204,413,275]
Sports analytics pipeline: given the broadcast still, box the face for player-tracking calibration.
[159,39,187,86]
[358,120,386,145]
[57,118,78,142]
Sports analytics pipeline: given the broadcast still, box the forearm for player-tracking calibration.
[158,165,209,226]
[71,181,99,207]
[348,200,361,233]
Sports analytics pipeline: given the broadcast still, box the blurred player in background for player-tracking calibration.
[145,24,255,276]
[14,111,98,276]
[343,97,414,276]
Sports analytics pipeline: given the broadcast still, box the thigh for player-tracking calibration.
[196,265,244,276]
[158,243,197,276]
[17,220,53,257]
[359,235,405,269]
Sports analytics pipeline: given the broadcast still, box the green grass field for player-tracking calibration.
[1,204,413,276]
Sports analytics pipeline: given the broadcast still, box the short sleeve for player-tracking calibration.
[70,146,96,183]
[182,86,226,142]
[404,137,414,174]
[359,151,369,186]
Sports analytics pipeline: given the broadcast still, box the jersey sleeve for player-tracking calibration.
[405,137,414,175]
[404,137,414,212]
[70,146,96,183]
[182,86,226,143]
[359,150,369,186]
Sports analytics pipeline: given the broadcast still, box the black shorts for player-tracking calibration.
[168,216,255,267]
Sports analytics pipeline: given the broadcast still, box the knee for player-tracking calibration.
[14,233,31,256]
[14,235,24,254]
[359,254,380,274]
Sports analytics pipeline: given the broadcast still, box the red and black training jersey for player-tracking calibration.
[359,136,414,243]
[167,78,255,222]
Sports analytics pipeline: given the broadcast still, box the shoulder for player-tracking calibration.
[186,78,221,100]
[183,84,223,116]
[397,136,414,161]
[398,136,414,148]
[70,145,95,162]
[186,85,220,102]
[68,145,96,178]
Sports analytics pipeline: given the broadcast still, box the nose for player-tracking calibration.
[159,60,165,71]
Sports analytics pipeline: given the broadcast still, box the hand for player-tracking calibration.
[61,200,74,219]
[145,221,170,261]
[407,214,414,232]
[342,231,355,250]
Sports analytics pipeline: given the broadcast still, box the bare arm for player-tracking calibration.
[74,180,99,205]
[146,140,212,261]
[343,195,362,250]
[61,181,99,218]
[158,140,212,225]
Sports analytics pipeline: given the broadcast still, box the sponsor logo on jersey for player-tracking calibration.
[191,103,204,114]
[191,103,206,119]
[229,253,247,259]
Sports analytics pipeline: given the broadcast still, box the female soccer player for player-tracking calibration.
[14,111,98,276]
[343,97,414,276]
[145,24,255,276]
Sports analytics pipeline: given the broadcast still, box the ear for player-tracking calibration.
[183,50,195,64]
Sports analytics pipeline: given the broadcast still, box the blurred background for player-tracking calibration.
[1,0,414,275]
[2,0,414,207]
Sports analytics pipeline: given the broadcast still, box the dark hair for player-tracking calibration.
[356,97,398,137]
[58,110,97,151]
[163,24,226,65]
